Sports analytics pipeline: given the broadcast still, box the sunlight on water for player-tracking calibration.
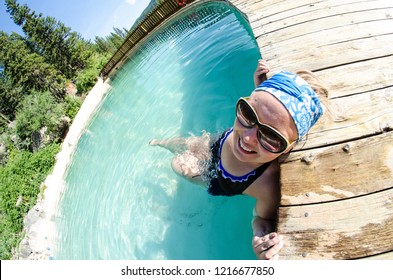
[56,2,261,260]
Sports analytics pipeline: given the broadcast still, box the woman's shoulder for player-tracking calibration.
[244,159,280,198]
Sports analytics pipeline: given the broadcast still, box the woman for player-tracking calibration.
[150,60,328,260]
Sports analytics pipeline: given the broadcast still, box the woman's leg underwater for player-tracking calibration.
[149,137,189,154]
[150,133,212,185]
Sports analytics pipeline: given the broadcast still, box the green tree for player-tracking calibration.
[5,0,93,79]
[0,70,22,124]
[0,32,67,99]
[94,27,129,55]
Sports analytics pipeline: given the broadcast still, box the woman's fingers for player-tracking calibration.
[253,232,279,247]
[252,233,284,260]
[264,240,284,260]
[258,60,270,72]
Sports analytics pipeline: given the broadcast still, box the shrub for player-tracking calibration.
[75,52,107,94]
[14,91,64,151]
[0,143,60,259]
[64,95,83,121]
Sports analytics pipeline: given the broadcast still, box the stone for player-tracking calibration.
[24,208,40,228]
[18,238,32,258]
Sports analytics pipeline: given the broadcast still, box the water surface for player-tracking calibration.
[56,2,261,260]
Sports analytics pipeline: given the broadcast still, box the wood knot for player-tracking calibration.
[380,121,393,133]
[301,153,315,165]
[342,144,351,153]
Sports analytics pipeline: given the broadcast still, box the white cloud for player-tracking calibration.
[125,0,137,4]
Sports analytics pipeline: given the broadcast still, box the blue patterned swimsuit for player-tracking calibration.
[207,128,272,196]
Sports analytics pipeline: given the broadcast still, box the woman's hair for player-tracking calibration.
[296,70,329,104]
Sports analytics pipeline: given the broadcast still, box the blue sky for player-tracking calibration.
[0,0,151,41]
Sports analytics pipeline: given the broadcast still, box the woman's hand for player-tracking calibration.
[253,59,270,87]
[252,232,284,260]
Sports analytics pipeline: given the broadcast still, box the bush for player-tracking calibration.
[64,95,83,121]
[0,143,60,259]
[14,91,64,151]
[74,67,99,94]
[75,52,107,94]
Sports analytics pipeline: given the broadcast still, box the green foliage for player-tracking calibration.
[74,52,108,94]
[1,0,132,260]
[0,76,23,121]
[94,27,129,55]
[0,143,60,259]
[63,95,83,121]
[5,0,93,80]
[74,67,99,95]
[0,32,67,99]
[14,92,64,150]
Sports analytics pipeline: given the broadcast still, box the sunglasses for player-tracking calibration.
[236,97,296,153]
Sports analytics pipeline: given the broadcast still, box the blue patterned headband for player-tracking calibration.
[255,71,325,139]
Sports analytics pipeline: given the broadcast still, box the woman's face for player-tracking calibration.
[232,91,298,165]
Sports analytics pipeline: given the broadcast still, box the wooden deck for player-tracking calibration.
[230,0,393,259]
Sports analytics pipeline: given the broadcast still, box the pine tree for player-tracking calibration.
[0,32,66,99]
[0,73,23,122]
[5,0,93,79]
[94,27,129,55]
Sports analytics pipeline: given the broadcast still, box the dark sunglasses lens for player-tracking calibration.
[258,126,287,153]
[237,100,256,127]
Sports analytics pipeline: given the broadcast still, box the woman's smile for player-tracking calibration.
[238,137,257,154]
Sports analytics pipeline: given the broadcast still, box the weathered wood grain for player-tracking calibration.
[316,54,393,99]
[251,0,393,38]
[263,34,393,74]
[296,83,393,150]
[279,131,393,205]
[277,188,393,259]
[259,21,393,72]
[239,0,331,16]
[247,0,393,73]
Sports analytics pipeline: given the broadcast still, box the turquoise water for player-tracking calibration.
[56,2,261,260]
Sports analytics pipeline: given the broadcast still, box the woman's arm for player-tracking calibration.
[245,161,284,260]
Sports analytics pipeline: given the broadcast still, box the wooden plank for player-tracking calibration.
[262,32,393,74]
[237,0,393,72]
[277,188,393,259]
[279,131,393,205]
[295,81,393,149]
[316,55,393,99]
[240,0,328,16]
[257,19,393,63]
[251,0,392,38]
[248,0,387,21]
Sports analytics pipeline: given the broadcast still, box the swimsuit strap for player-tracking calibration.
[218,127,233,156]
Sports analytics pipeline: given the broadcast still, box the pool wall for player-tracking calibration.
[16,78,111,259]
